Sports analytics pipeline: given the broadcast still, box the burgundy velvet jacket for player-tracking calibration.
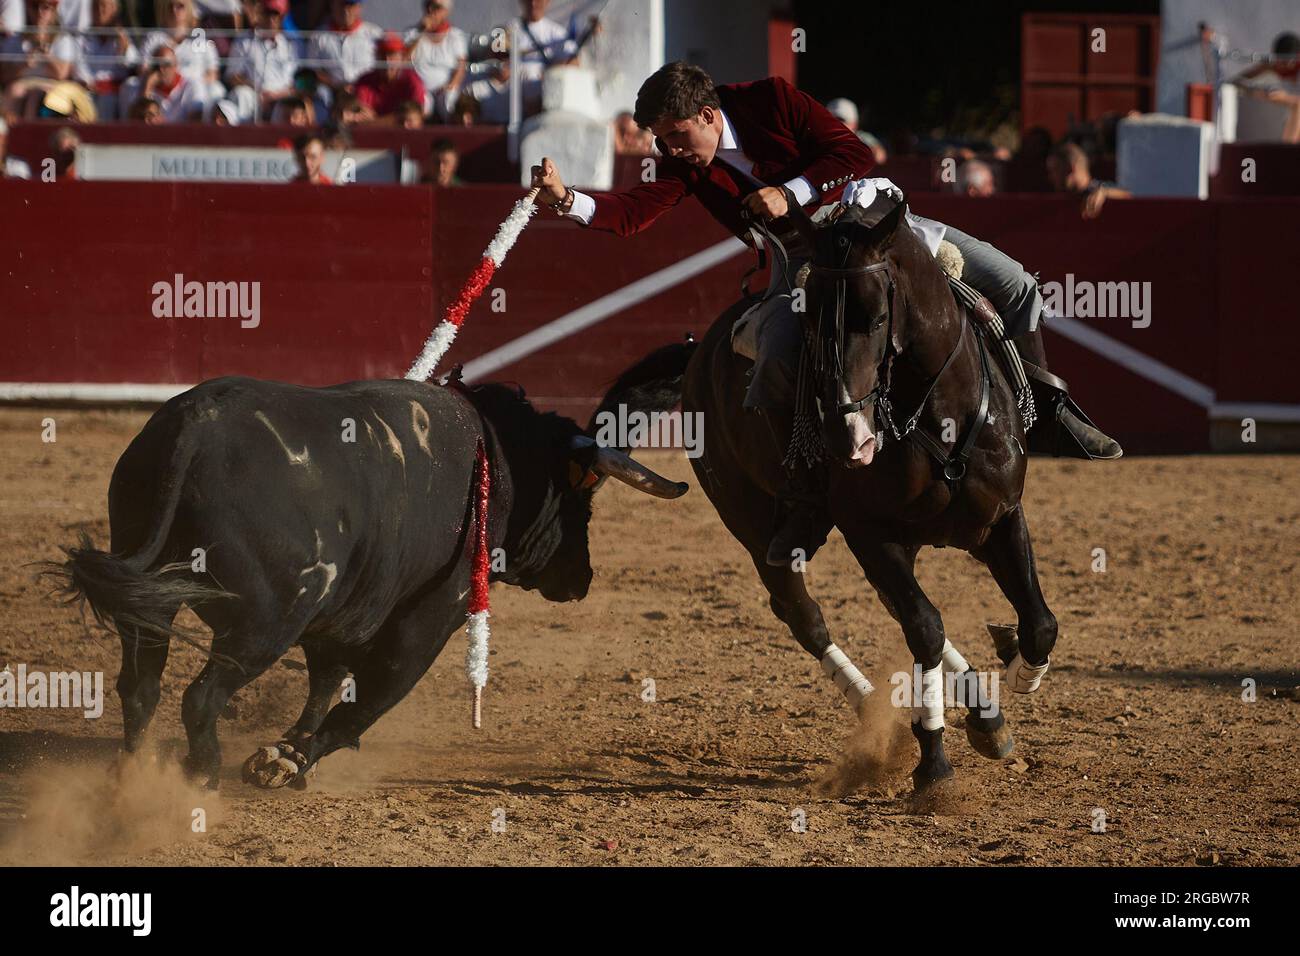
[585,76,876,239]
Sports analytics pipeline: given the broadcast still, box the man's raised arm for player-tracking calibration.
[530,157,690,237]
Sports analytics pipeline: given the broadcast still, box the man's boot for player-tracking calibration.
[760,411,833,567]
[1060,407,1123,460]
[1015,327,1123,460]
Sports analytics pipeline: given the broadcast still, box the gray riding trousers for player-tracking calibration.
[739,223,1042,411]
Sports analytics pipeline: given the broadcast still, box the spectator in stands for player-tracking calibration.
[421,137,460,186]
[397,98,423,129]
[77,0,138,120]
[1047,141,1130,219]
[143,42,206,121]
[1238,32,1300,143]
[451,86,479,125]
[355,32,424,120]
[331,88,368,124]
[613,110,652,155]
[513,0,577,111]
[271,93,312,125]
[126,94,163,122]
[48,124,77,178]
[825,97,888,166]
[406,0,466,121]
[226,0,298,122]
[459,58,509,124]
[129,0,223,119]
[1004,124,1052,192]
[290,131,331,183]
[307,0,381,92]
[211,97,238,125]
[0,116,33,178]
[1,0,80,118]
[957,158,995,197]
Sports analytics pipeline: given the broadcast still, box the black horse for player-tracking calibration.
[601,200,1058,795]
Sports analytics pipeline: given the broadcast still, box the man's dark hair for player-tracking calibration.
[633,61,719,129]
[431,138,457,156]
[293,132,322,154]
[1273,32,1300,57]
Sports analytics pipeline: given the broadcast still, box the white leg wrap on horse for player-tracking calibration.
[820,644,874,709]
[1006,653,1050,694]
[939,638,970,674]
[918,663,945,731]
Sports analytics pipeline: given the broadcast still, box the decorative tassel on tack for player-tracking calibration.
[403,186,543,728]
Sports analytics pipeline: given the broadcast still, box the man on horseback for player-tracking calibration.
[530,61,1121,567]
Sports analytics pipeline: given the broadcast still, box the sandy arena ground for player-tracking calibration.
[0,406,1296,866]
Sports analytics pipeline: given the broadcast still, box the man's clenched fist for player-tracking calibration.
[742,185,790,220]
[530,157,567,207]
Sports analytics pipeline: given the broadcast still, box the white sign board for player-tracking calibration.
[76,145,399,183]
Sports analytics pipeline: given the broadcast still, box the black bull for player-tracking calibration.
[48,375,684,789]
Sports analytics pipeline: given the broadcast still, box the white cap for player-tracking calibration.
[826,97,858,127]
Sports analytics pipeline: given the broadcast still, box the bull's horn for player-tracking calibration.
[571,437,688,499]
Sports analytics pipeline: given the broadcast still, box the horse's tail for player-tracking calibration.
[588,339,698,433]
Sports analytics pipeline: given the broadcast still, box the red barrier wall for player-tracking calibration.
[2,180,1297,453]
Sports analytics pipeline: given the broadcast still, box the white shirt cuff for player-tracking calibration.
[564,190,596,225]
[783,176,818,208]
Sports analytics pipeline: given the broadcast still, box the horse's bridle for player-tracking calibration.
[807,250,991,485]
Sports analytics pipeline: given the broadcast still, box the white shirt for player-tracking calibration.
[1,0,24,34]
[515,15,575,83]
[4,156,32,179]
[228,32,298,95]
[57,0,89,30]
[309,21,383,85]
[406,25,467,92]
[565,108,818,226]
[141,31,220,87]
[154,74,205,122]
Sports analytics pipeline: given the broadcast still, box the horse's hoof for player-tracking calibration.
[964,716,1015,760]
[909,765,957,812]
[910,760,955,796]
[241,743,307,790]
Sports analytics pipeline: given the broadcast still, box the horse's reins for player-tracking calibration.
[808,252,991,486]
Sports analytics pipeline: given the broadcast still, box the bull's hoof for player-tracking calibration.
[241,743,308,790]
[964,712,1015,760]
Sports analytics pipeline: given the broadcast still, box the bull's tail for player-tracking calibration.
[588,339,698,432]
[40,435,234,649]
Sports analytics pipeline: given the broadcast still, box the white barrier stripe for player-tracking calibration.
[1210,402,1300,423]
[1045,315,1215,408]
[461,237,748,382]
[0,382,193,402]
